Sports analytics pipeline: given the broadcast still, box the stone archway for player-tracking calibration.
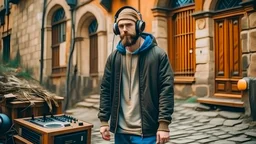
[75,4,107,76]
[43,1,71,77]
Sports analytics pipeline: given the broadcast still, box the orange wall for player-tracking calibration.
[92,0,156,33]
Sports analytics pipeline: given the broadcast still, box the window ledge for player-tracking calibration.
[174,77,195,84]
[50,73,66,78]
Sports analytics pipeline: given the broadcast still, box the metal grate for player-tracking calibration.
[172,0,194,8]
[173,9,195,77]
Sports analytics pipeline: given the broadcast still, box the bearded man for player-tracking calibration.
[98,6,174,144]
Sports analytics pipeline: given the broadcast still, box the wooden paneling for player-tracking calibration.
[172,8,195,77]
[89,33,98,74]
[214,16,242,95]
[52,22,66,74]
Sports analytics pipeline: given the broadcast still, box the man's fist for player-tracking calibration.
[100,126,111,141]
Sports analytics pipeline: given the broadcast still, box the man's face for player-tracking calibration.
[118,19,138,47]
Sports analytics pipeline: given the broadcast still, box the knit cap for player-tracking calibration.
[116,8,139,23]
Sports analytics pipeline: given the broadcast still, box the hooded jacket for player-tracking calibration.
[98,33,174,136]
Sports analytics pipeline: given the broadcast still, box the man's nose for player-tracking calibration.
[123,25,127,31]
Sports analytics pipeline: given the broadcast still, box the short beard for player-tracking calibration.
[120,32,139,47]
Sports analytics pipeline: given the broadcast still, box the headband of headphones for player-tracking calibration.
[114,6,143,23]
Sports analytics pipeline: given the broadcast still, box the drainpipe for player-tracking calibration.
[40,0,47,84]
[64,6,76,111]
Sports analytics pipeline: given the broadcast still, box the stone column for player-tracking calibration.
[194,17,215,97]
[248,12,256,77]
[152,9,168,53]
[97,31,107,76]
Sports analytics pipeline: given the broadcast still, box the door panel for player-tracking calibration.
[215,17,242,95]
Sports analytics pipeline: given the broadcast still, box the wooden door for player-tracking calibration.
[214,16,242,96]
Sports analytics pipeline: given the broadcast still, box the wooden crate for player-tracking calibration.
[0,96,63,121]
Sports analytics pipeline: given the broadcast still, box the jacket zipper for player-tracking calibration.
[139,57,144,138]
[129,55,132,100]
[114,56,122,133]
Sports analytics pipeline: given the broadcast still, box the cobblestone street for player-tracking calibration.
[66,95,256,144]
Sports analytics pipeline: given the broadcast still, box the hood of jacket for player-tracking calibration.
[116,33,157,54]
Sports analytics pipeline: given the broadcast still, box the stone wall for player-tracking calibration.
[11,0,43,80]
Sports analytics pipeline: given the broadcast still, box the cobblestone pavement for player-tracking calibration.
[67,95,256,144]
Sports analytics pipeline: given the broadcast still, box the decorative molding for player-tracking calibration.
[192,11,214,19]
[152,8,168,17]
[240,0,256,12]
[197,18,206,30]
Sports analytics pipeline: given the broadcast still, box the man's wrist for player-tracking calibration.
[157,121,170,132]
[100,121,109,127]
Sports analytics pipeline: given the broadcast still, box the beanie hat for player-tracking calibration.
[116,8,139,23]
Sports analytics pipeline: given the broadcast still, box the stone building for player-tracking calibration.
[0,0,255,108]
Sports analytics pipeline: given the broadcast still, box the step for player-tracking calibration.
[84,98,100,103]
[89,94,100,99]
[214,93,241,99]
[197,97,244,108]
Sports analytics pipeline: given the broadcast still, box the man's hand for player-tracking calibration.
[156,131,169,144]
[100,126,111,141]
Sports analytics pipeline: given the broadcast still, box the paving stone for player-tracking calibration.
[194,124,217,131]
[192,123,204,127]
[180,120,196,125]
[209,118,225,126]
[242,141,256,144]
[170,134,190,139]
[194,116,209,120]
[195,104,211,111]
[197,137,218,143]
[195,112,219,118]
[245,131,256,138]
[219,111,242,119]
[223,119,243,126]
[229,130,246,135]
[212,131,227,136]
[185,134,210,140]
[209,140,236,144]
[227,136,251,142]
[175,125,193,130]
[171,138,196,144]
[205,130,220,134]
[218,134,233,139]
[178,109,194,114]
[174,116,189,120]
[180,103,199,109]
[184,110,199,116]
[199,118,210,123]
[169,131,189,136]
[233,124,249,131]
[174,107,186,111]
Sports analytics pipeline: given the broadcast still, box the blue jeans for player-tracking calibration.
[115,133,156,144]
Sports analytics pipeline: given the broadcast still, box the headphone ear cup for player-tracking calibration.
[113,23,120,35]
[136,20,145,34]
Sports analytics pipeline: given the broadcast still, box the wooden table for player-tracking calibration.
[14,115,93,144]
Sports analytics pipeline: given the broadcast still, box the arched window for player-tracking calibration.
[172,0,194,8]
[216,0,242,10]
[169,0,195,78]
[51,8,66,75]
[88,19,98,75]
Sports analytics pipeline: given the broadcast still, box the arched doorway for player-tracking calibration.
[213,0,243,99]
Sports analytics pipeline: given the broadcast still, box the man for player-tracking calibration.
[98,6,174,144]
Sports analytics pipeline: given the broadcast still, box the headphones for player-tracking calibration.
[113,6,145,35]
